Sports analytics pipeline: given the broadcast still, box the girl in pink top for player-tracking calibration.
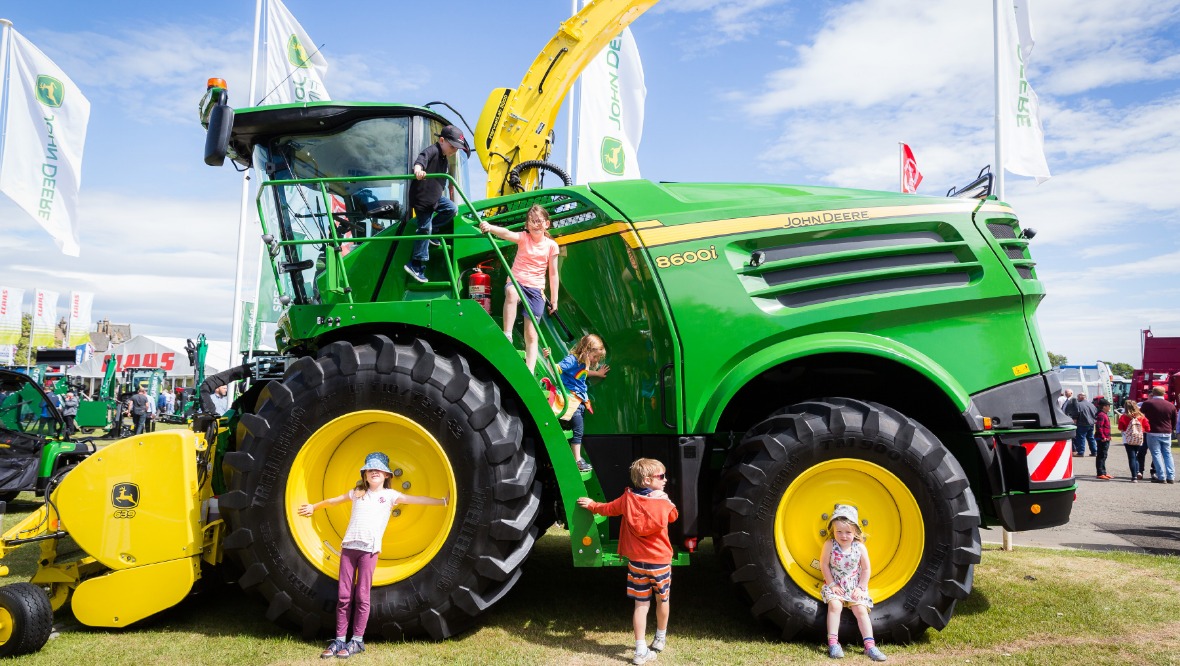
[479,204,560,372]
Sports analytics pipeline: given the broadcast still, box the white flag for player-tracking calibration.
[0,25,90,256]
[67,290,93,347]
[0,286,24,345]
[31,288,58,348]
[261,0,330,104]
[997,0,1050,183]
[576,13,645,183]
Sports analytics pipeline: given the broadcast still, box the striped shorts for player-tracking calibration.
[626,561,671,603]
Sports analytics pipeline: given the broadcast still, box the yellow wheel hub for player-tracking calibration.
[285,410,457,586]
[0,607,12,645]
[773,458,923,603]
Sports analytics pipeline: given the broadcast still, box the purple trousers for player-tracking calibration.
[337,548,378,638]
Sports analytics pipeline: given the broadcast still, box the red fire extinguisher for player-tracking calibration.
[468,263,492,315]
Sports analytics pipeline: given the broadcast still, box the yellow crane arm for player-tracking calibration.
[474,0,658,198]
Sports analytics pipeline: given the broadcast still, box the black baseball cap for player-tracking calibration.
[439,125,471,156]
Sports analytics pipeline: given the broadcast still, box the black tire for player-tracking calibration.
[220,335,540,640]
[0,582,53,657]
[715,398,981,643]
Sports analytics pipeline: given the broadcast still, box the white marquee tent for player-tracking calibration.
[71,335,232,390]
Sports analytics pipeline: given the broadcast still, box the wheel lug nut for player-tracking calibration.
[402,481,411,490]
[394,468,403,477]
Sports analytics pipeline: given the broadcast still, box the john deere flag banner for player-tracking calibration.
[575,1,645,184]
[0,286,24,345]
[263,0,330,104]
[67,290,93,346]
[0,23,91,256]
[997,0,1050,183]
[31,288,58,348]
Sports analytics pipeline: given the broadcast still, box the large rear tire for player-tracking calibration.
[0,582,53,657]
[715,398,980,643]
[220,335,540,640]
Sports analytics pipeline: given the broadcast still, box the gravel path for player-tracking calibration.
[981,443,1180,555]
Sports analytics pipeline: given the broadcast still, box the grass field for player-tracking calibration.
[3,494,1179,666]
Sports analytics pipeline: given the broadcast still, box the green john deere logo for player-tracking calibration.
[599,136,625,176]
[287,35,311,69]
[35,75,64,108]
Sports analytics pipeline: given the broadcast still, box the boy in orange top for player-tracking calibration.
[577,459,679,665]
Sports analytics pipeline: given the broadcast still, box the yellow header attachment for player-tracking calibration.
[475,0,658,198]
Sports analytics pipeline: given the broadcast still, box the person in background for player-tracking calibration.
[1057,388,1074,410]
[60,391,79,438]
[1119,399,1149,482]
[129,387,151,435]
[210,385,232,416]
[1094,398,1112,480]
[1066,392,1098,457]
[1138,386,1176,484]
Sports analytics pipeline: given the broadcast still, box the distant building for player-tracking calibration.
[90,319,132,353]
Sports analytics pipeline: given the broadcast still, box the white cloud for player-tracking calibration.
[654,0,795,47]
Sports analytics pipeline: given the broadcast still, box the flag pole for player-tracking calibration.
[898,142,903,192]
[230,0,264,372]
[994,0,1014,552]
[566,0,577,179]
[993,0,1006,202]
[0,19,13,176]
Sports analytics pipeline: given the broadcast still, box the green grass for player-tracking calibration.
[4,499,1180,665]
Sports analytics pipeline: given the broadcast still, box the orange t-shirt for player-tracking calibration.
[510,232,559,289]
[585,488,679,564]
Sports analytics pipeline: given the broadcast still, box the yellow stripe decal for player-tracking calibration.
[554,201,1014,249]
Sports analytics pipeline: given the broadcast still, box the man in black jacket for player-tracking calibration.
[404,125,470,283]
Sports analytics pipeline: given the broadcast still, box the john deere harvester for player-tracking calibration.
[0,0,1075,656]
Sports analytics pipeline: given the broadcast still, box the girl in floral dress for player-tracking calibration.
[821,504,886,661]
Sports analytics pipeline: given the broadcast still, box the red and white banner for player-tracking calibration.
[900,143,923,194]
[1022,439,1073,482]
[67,290,93,346]
[0,286,24,345]
[31,288,58,348]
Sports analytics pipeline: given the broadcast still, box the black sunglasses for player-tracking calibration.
[653,473,667,480]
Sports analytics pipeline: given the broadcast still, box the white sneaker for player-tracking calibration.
[650,636,666,652]
[632,649,656,665]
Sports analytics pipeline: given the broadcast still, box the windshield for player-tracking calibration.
[254,114,470,305]
[0,374,61,437]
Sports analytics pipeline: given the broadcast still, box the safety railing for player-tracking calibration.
[254,173,573,412]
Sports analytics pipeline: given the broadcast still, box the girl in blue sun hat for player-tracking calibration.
[298,451,449,658]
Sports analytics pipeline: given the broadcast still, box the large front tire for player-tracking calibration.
[715,398,981,643]
[220,335,540,640]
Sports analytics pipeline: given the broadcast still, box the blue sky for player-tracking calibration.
[1,0,1179,368]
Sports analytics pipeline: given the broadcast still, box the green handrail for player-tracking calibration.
[252,173,573,411]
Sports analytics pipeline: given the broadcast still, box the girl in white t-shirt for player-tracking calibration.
[479,204,560,373]
[297,452,448,658]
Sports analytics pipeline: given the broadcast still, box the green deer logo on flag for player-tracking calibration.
[599,136,625,176]
[287,35,311,69]
[35,75,64,108]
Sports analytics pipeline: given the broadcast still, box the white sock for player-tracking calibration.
[335,636,346,643]
[636,639,647,654]
[504,330,512,340]
[655,629,667,640]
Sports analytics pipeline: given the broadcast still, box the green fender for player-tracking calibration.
[697,331,971,432]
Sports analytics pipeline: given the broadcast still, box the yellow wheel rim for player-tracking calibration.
[285,410,457,586]
[773,458,923,603]
[0,607,13,645]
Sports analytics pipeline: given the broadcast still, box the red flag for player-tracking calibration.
[900,143,923,193]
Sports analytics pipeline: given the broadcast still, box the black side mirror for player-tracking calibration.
[204,103,235,167]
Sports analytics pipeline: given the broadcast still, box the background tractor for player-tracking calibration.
[0,0,1075,657]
